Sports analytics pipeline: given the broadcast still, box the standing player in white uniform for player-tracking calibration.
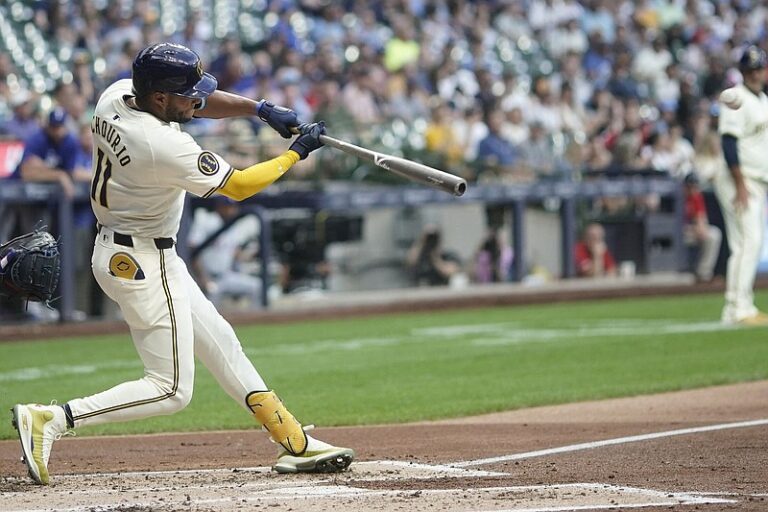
[716,45,768,325]
[11,43,354,485]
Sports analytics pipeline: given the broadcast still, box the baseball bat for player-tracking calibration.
[319,134,467,196]
[290,127,467,196]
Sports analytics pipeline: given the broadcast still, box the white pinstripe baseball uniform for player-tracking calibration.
[716,83,768,323]
[63,79,269,425]
[11,43,352,487]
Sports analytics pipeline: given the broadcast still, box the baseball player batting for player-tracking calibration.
[715,45,768,326]
[11,42,353,485]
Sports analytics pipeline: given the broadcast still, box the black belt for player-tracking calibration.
[98,225,174,250]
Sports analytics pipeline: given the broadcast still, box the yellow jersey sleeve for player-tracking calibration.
[219,150,300,201]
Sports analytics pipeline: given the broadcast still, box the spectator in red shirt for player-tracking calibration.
[575,222,617,278]
[683,173,721,282]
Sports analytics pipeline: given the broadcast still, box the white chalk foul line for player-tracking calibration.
[452,418,768,467]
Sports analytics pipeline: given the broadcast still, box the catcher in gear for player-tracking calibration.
[0,229,60,305]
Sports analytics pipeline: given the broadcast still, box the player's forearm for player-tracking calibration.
[219,151,300,201]
[72,168,93,182]
[592,255,604,276]
[195,90,261,119]
[20,160,69,183]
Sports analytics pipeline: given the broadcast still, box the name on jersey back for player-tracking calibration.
[91,115,132,166]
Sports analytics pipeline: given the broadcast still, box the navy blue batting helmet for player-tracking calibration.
[739,45,767,72]
[132,43,217,99]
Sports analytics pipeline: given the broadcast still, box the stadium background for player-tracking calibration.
[3,0,768,323]
[1,2,768,511]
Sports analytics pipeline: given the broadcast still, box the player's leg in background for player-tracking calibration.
[714,174,745,321]
[733,178,767,316]
[696,224,722,282]
[714,175,766,321]
[66,239,196,427]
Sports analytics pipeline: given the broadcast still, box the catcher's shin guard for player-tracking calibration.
[246,391,307,455]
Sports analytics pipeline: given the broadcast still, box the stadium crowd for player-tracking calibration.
[0,0,758,319]
[0,0,756,188]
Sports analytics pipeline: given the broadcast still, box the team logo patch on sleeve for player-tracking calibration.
[109,252,145,280]
[197,152,220,176]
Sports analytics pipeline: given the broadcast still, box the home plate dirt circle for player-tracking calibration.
[0,462,735,511]
[1,381,767,511]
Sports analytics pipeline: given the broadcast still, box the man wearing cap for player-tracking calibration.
[188,195,262,307]
[11,43,353,486]
[11,107,87,199]
[715,44,768,325]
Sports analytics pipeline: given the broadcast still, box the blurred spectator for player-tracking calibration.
[473,229,513,284]
[406,225,461,287]
[633,35,673,84]
[0,90,39,142]
[73,123,93,181]
[453,105,488,163]
[500,71,530,113]
[682,173,722,283]
[384,16,421,72]
[582,33,613,86]
[607,52,641,100]
[11,108,82,199]
[692,128,726,183]
[53,81,89,126]
[654,63,682,108]
[314,80,357,134]
[425,102,462,167]
[556,81,586,136]
[527,76,561,133]
[477,110,523,181]
[188,197,262,307]
[581,0,616,43]
[547,19,589,59]
[341,65,382,127]
[520,122,557,177]
[170,12,210,61]
[574,222,617,278]
[501,107,530,146]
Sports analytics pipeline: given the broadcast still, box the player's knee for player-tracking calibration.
[172,385,194,411]
[147,375,194,413]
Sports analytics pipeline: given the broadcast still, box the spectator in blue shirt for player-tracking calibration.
[12,107,85,198]
[477,110,520,180]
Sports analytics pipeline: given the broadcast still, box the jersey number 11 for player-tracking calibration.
[91,148,112,208]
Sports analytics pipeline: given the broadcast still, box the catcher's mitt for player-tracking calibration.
[0,230,60,304]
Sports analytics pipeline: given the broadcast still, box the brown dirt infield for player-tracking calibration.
[1,380,766,511]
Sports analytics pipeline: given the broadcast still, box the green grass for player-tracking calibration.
[1,291,767,439]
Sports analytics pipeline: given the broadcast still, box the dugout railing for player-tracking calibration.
[1,175,685,318]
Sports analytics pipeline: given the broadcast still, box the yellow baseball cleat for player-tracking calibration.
[10,403,70,485]
[274,438,355,474]
[737,311,768,326]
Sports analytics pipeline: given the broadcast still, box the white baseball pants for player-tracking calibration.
[66,228,268,427]
[713,173,768,322]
